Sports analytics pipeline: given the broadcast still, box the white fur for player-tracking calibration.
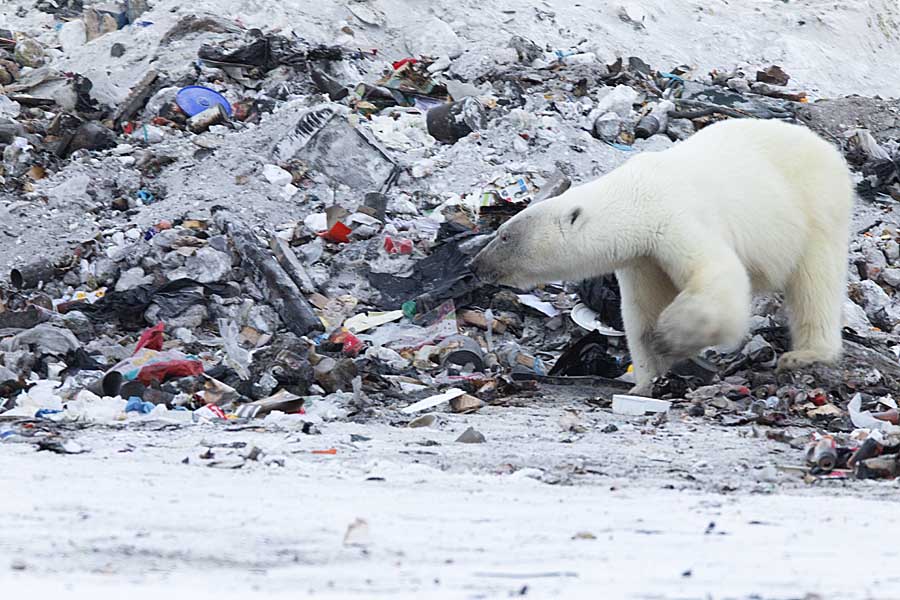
[476,119,853,394]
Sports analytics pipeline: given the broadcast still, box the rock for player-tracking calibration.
[146,303,207,329]
[882,267,900,289]
[743,335,776,366]
[601,423,618,433]
[456,426,486,443]
[403,17,462,58]
[0,96,20,120]
[59,20,88,53]
[853,280,900,329]
[84,7,123,41]
[111,42,126,58]
[408,414,436,428]
[0,365,19,381]
[0,60,16,86]
[726,77,751,94]
[843,299,872,333]
[55,310,93,341]
[11,324,81,356]
[115,266,153,292]
[756,65,790,86]
[667,118,695,141]
[247,304,280,333]
[183,246,232,284]
[885,239,900,264]
[509,35,542,64]
[14,38,45,68]
[594,85,638,118]
[863,241,888,279]
[593,112,621,142]
[126,0,150,23]
[449,394,483,413]
[262,164,293,186]
[62,122,117,156]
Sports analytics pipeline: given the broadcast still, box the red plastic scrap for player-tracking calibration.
[135,322,165,352]
[384,235,413,255]
[136,359,203,386]
[319,222,352,244]
[392,58,417,70]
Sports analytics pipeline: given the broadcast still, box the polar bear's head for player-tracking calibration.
[470,195,592,290]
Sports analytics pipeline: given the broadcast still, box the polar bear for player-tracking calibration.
[471,118,853,394]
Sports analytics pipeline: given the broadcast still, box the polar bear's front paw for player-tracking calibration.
[776,350,832,372]
[650,316,715,361]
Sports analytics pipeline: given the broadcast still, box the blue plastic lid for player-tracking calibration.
[175,86,233,117]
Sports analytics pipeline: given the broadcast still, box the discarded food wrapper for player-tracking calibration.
[401,388,466,414]
[611,394,671,416]
[53,288,107,309]
[570,303,625,336]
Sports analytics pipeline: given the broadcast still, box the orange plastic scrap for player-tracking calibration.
[312,448,338,455]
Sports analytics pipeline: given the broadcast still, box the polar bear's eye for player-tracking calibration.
[500,232,510,243]
[569,208,582,226]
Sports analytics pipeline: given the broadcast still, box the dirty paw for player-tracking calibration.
[776,350,830,372]
[647,327,693,362]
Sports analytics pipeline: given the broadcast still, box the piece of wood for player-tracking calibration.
[213,209,323,337]
[112,69,158,126]
[268,235,317,294]
[458,309,507,333]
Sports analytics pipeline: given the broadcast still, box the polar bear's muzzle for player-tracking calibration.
[469,246,502,284]
[470,229,528,287]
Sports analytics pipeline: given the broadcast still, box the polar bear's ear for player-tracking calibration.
[568,207,582,226]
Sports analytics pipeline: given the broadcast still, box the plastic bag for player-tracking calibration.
[218,318,251,380]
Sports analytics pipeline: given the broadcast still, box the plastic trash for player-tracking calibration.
[426,97,486,144]
[135,322,165,352]
[175,85,233,117]
[611,394,671,416]
[401,388,466,414]
[218,318,252,381]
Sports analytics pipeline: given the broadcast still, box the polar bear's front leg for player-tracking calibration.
[617,261,679,395]
[651,245,751,362]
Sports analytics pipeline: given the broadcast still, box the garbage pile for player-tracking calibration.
[2,4,900,482]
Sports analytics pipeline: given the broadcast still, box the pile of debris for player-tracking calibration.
[3,4,900,482]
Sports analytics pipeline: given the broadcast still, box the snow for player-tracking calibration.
[3,397,900,598]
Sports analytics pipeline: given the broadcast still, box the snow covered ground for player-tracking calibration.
[4,390,900,599]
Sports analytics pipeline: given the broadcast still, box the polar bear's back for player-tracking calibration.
[669,118,851,224]
[626,118,853,290]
